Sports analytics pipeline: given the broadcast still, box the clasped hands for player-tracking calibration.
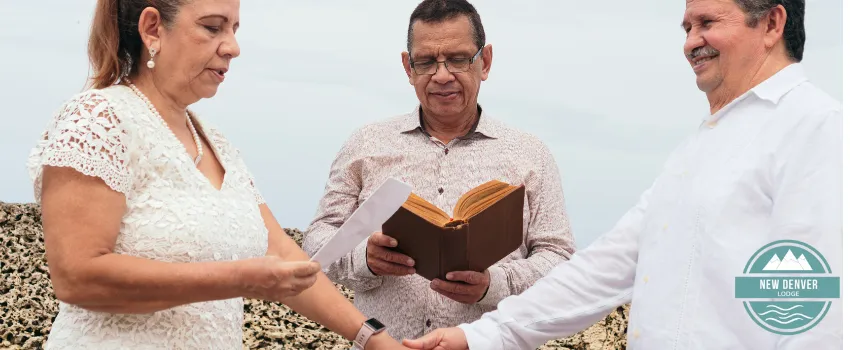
[366,232,490,304]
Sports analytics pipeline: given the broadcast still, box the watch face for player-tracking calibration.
[366,318,385,330]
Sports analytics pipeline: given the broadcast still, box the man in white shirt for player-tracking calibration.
[401,0,843,349]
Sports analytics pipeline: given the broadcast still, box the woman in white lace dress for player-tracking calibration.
[26,1,404,349]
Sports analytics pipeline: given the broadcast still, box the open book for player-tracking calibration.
[381,180,525,281]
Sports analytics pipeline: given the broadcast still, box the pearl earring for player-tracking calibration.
[147,48,156,69]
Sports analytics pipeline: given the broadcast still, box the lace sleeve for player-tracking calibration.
[27,91,133,202]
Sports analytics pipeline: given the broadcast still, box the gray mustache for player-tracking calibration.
[688,46,719,60]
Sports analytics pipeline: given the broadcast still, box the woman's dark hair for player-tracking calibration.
[87,0,185,89]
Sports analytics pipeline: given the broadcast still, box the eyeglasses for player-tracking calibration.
[410,47,483,75]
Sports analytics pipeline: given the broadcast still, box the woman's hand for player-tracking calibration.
[367,332,415,350]
[237,256,322,301]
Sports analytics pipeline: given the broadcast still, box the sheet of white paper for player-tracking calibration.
[309,177,413,269]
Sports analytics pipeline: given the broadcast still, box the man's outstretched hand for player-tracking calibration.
[402,327,469,350]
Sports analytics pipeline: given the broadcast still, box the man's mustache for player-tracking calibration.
[688,46,720,60]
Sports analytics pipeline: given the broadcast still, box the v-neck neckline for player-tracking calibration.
[187,115,229,193]
[121,84,229,193]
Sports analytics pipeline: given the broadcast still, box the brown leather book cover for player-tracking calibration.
[381,182,525,281]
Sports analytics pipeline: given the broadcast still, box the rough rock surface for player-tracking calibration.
[1,202,629,349]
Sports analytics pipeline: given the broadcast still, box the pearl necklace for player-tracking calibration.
[125,78,203,166]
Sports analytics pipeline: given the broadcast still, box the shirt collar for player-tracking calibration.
[750,63,808,104]
[703,63,808,125]
[398,104,501,139]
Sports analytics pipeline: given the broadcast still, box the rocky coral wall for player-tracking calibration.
[0,202,629,349]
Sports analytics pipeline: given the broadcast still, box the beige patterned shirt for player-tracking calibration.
[302,105,576,341]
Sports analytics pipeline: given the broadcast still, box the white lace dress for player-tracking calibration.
[26,84,269,349]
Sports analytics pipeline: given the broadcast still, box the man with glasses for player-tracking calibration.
[302,0,576,343]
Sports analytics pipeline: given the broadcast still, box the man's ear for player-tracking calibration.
[763,5,788,50]
[138,7,164,56]
[480,44,493,81]
[401,51,414,85]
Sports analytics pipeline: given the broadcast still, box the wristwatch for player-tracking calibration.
[353,318,386,349]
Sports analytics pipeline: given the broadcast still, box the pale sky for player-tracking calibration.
[0,0,843,248]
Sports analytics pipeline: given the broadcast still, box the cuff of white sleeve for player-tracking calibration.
[353,239,378,279]
[477,265,509,307]
[458,317,503,350]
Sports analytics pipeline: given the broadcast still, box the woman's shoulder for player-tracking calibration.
[195,120,265,204]
[37,84,141,145]
[27,85,139,200]
[194,120,250,164]
[201,122,229,147]
[196,119,241,157]
[51,84,139,127]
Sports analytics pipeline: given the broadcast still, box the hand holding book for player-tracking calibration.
[365,232,416,276]
[429,270,490,304]
[381,180,525,282]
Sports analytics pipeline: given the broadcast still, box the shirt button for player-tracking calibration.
[438,187,444,194]
[643,275,649,283]
[426,319,432,327]
[662,223,668,230]
[444,148,449,155]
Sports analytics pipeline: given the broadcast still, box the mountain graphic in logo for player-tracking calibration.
[762,249,813,271]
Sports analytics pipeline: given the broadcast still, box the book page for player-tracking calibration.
[309,178,413,269]
[458,185,517,219]
[402,193,451,226]
[453,180,513,219]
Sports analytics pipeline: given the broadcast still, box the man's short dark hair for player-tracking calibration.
[735,0,805,61]
[406,0,486,54]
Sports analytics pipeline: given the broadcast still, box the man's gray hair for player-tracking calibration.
[734,0,806,62]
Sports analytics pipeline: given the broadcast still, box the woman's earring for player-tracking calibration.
[147,48,157,69]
